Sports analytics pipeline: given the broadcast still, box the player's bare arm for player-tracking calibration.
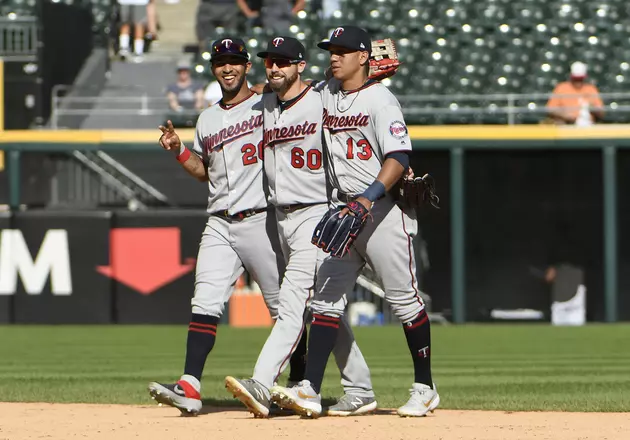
[159,120,208,182]
[590,99,605,120]
[235,0,259,18]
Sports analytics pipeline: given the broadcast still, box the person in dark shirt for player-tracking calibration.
[166,62,206,112]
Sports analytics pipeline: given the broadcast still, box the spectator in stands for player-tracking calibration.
[146,0,159,42]
[118,0,150,61]
[166,62,206,113]
[237,0,305,33]
[239,0,263,27]
[195,0,242,52]
[546,62,604,126]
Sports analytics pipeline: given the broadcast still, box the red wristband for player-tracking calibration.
[176,148,191,163]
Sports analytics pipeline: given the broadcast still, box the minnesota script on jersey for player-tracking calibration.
[192,93,267,215]
[261,86,328,206]
[317,78,412,196]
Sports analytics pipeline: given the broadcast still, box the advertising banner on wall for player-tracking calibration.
[107,210,208,324]
[5,211,113,324]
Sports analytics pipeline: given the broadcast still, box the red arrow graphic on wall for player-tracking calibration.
[96,227,195,295]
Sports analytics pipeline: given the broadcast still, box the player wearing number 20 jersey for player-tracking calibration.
[148,37,308,417]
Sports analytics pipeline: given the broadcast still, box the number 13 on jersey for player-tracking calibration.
[346,138,373,160]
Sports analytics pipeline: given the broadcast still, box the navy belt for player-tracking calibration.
[213,207,266,220]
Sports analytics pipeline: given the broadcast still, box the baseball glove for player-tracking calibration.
[398,173,440,209]
[369,38,401,80]
[311,201,370,258]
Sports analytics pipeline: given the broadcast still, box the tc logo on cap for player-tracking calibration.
[221,39,233,48]
[332,27,344,37]
[272,37,284,47]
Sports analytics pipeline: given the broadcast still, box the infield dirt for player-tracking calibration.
[0,403,626,440]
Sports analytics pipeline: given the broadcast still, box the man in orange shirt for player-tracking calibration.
[546,62,604,126]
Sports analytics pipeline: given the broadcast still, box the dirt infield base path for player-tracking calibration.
[0,403,626,440]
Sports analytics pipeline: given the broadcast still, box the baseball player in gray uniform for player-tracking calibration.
[224,36,376,418]
[270,26,440,418]
[147,37,307,416]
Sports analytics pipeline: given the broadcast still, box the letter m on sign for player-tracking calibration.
[0,230,73,295]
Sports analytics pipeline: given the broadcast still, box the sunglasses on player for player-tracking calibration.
[264,58,301,69]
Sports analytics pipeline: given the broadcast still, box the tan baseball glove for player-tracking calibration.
[369,38,401,80]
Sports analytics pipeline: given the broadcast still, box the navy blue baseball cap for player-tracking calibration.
[210,37,249,62]
[257,36,306,61]
[317,25,371,56]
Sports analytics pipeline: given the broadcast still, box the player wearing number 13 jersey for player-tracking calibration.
[225,36,376,418]
[270,25,440,418]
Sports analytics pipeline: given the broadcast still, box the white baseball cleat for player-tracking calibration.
[397,383,440,417]
[270,380,322,418]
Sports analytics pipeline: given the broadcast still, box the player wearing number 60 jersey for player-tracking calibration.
[147,37,308,416]
[270,25,440,418]
[225,36,376,418]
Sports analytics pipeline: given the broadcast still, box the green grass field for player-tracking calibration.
[0,324,629,412]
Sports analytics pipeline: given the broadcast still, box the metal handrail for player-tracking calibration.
[72,151,145,209]
[397,92,630,101]
[95,151,169,203]
[51,86,630,127]
[50,84,203,128]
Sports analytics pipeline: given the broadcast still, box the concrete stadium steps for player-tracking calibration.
[79,61,183,130]
[150,0,199,55]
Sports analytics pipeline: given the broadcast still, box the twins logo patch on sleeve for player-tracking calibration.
[389,120,408,139]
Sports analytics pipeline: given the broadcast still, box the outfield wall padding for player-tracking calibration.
[10,211,113,324]
[112,210,207,324]
[0,212,12,323]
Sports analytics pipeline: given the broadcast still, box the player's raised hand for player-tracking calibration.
[158,120,181,153]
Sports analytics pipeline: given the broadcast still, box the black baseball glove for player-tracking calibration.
[311,201,370,258]
[397,173,440,209]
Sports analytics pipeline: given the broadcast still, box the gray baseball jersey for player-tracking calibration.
[249,85,374,398]
[188,92,282,322]
[192,92,266,215]
[261,86,327,206]
[318,78,412,196]
[311,78,425,324]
